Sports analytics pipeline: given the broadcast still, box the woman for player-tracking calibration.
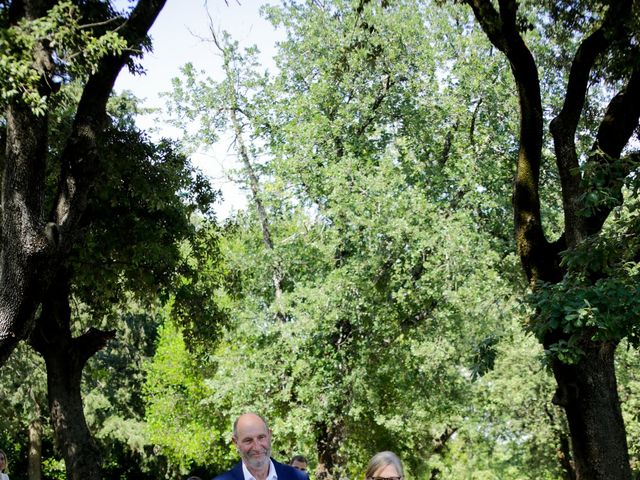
[364,451,404,480]
[0,449,9,480]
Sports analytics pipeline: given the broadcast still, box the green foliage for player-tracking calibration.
[437,320,569,479]
[0,343,50,476]
[144,316,230,475]
[617,341,640,476]
[61,91,219,323]
[42,457,67,480]
[579,151,638,217]
[5,1,639,478]
[532,182,640,361]
[83,308,166,479]
[163,32,269,152]
[0,1,127,113]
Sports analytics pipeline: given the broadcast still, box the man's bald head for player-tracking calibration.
[233,413,270,439]
[232,412,273,473]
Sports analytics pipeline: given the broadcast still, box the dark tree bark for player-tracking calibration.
[551,342,629,479]
[30,269,115,480]
[463,0,640,478]
[314,419,344,480]
[429,426,458,480]
[0,0,167,366]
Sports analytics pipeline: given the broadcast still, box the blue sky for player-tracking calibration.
[114,1,282,107]
[114,1,284,216]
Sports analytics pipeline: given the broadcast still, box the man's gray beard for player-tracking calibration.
[246,448,271,469]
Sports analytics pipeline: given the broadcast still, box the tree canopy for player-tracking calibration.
[1,1,640,479]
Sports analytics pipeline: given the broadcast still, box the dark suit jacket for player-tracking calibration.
[213,458,308,480]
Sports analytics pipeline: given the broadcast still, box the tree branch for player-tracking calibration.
[465,0,547,283]
[54,0,167,243]
[586,65,640,235]
[550,0,634,247]
[73,327,116,367]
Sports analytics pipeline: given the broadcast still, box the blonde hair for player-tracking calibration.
[365,451,404,479]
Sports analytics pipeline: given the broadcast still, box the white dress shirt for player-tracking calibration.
[241,460,277,480]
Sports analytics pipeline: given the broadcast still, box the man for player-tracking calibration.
[289,456,308,473]
[213,413,308,480]
[289,455,310,480]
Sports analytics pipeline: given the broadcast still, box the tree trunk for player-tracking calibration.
[0,0,168,367]
[551,342,630,480]
[45,343,102,480]
[30,271,115,480]
[228,106,284,304]
[463,2,639,478]
[314,419,343,480]
[28,417,43,480]
[211,29,285,308]
[0,98,51,365]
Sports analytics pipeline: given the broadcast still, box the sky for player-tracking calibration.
[113,0,284,217]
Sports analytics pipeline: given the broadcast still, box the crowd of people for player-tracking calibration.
[195,413,403,480]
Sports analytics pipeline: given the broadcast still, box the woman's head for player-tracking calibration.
[0,449,7,472]
[365,451,404,480]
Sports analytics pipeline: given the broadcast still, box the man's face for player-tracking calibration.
[233,414,272,471]
[291,460,307,472]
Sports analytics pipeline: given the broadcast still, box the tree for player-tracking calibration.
[0,341,49,480]
[434,319,573,479]
[167,27,286,314]
[144,315,231,477]
[0,0,167,367]
[84,308,177,480]
[29,89,217,479]
[0,81,217,479]
[157,3,555,478]
[461,0,640,478]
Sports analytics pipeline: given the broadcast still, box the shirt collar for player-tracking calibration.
[241,460,277,480]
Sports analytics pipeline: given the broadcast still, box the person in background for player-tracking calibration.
[364,451,403,480]
[212,412,308,480]
[289,456,308,473]
[289,455,310,479]
[0,449,9,480]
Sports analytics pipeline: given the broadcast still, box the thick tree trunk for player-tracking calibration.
[0,99,52,365]
[30,271,115,480]
[551,342,630,480]
[45,340,102,480]
[0,0,168,367]
[28,417,43,480]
